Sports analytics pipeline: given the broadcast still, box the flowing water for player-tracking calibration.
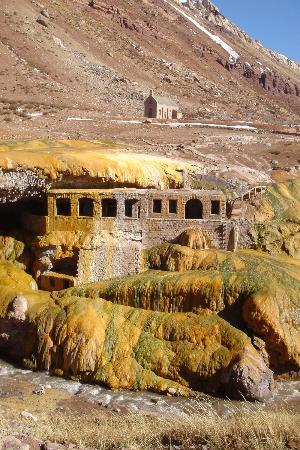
[0,358,299,418]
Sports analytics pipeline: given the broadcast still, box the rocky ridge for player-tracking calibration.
[180,0,300,73]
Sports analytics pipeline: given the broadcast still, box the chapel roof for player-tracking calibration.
[145,93,178,107]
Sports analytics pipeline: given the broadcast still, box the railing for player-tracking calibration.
[227,185,267,218]
[240,185,267,201]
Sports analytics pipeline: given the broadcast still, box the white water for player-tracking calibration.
[0,359,299,417]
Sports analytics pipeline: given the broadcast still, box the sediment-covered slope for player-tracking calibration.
[0,263,272,400]
[68,246,300,371]
[252,177,300,223]
[0,140,193,201]
[244,176,300,257]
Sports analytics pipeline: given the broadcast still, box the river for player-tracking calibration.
[0,358,299,418]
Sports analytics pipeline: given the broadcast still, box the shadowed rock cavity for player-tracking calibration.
[0,296,37,362]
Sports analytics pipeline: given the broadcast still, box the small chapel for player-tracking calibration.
[144,90,181,120]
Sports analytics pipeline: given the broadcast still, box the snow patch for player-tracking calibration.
[67,117,93,121]
[114,120,143,124]
[164,0,240,62]
[114,120,257,132]
[169,122,257,131]
[53,36,66,49]
[28,112,44,117]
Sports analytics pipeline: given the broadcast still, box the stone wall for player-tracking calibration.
[143,219,231,250]
[25,188,235,285]
[45,188,226,232]
[77,229,143,282]
[73,219,235,282]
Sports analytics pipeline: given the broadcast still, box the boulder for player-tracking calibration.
[222,344,274,401]
[175,228,210,249]
[41,9,51,19]
[36,16,48,27]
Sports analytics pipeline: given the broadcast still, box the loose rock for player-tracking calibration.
[36,16,48,27]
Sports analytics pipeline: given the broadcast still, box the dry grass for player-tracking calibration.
[0,394,298,449]
[49,407,299,450]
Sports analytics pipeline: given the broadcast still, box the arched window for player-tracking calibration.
[185,199,203,219]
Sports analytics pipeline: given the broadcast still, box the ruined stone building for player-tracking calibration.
[21,188,237,291]
[144,91,181,120]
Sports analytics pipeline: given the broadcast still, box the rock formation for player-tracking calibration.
[7,296,28,321]
[0,140,193,202]
[0,272,273,400]
[0,153,298,402]
[175,228,210,249]
[76,246,300,371]
[243,177,300,258]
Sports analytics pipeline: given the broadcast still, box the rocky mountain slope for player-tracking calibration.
[0,0,299,130]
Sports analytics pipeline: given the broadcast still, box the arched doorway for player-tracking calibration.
[185,199,203,219]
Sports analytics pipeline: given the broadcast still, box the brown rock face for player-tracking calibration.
[242,289,300,371]
[222,345,274,401]
[218,58,300,98]
[0,318,36,363]
[0,436,30,450]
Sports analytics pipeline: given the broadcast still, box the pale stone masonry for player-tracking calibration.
[144,91,181,120]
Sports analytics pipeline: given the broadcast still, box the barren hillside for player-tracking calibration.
[0,0,299,125]
[1,0,300,186]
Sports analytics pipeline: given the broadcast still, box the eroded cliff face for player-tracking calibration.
[178,0,300,102]
[181,0,300,74]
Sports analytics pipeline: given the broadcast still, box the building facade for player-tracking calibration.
[23,188,237,291]
[144,91,180,120]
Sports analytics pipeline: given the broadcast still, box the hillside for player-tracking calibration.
[0,0,299,132]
